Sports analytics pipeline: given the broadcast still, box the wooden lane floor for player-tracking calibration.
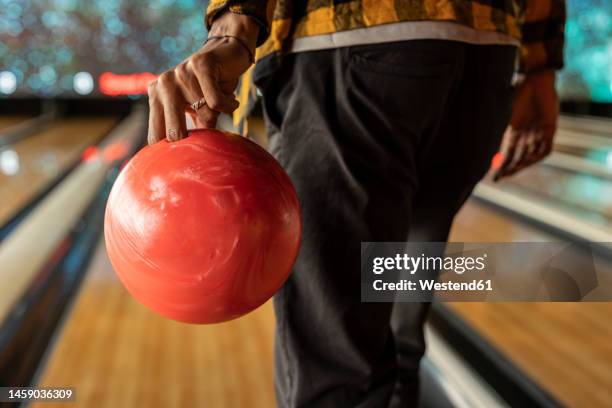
[34,200,612,408]
[33,238,277,408]
[448,200,612,408]
[0,116,30,131]
[0,117,117,226]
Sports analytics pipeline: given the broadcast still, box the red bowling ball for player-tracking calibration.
[104,129,301,324]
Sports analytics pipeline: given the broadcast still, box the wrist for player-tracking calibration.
[513,69,556,87]
[209,12,259,55]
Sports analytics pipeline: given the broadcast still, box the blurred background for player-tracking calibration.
[0,0,611,407]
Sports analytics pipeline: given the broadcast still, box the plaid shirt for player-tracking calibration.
[207,0,566,74]
[206,0,565,129]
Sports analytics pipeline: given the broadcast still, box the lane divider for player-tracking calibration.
[0,106,146,327]
[0,119,120,241]
[428,305,563,408]
[0,175,114,387]
[473,183,612,253]
[558,115,612,138]
[424,324,510,408]
[0,105,58,147]
[555,128,612,150]
[543,152,612,181]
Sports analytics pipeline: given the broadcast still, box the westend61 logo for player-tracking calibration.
[372,253,487,275]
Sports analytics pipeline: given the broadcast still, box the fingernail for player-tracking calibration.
[167,128,177,141]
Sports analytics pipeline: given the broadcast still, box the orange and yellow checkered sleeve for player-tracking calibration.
[206,0,272,46]
[519,0,566,73]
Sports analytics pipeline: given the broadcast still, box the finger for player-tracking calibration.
[174,62,219,128]
[190,57,239,114]
[502,121,556,179]
[157,71,187,142]
[496,128,533,180]
[201,109,220,128]
[510,129,549,175]
[190,107,220,129]
[175,62,202,106]
[494,127,519,181]
[176,62,225,127]
[537,137,553,158]
[523,130,539,159]
[194,105,220,128]
[506,131,529,173]
[539,125,556,156]
[219,78,239,94]
[525,129,554,167]
[147,82,166,145]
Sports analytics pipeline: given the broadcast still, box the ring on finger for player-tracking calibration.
[191,97,207,111]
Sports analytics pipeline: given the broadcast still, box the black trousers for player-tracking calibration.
[261,40,516,408]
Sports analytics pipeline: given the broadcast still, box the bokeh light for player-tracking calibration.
[0,149,20,176]
[606,151,612,169]
[0,71,18,94]
[557,0,612,102]
[0,0,610,100]
[0,0,207,97]
[73,71,94,95]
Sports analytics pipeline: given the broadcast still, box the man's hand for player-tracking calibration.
[147,12,259,145]
[494,70,559,181]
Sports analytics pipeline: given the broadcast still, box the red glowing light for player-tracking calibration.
[491,152,504,170]
[82,146,99,162]
[104,142,129,162]
[99,72,157,96]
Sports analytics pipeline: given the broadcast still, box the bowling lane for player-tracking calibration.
[486,163,612,229]
[559,115,612,137]
[552,133,612,176]
[552,116,612,174]
[31,115,612,408]
[447,199,612,408]
[0,116,31,131]
[33,238,277,408]
[36,198,612,408]
[554,142,612,162]
[0,117,117,227]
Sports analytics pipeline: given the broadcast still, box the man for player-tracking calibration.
[147,1,565,406]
